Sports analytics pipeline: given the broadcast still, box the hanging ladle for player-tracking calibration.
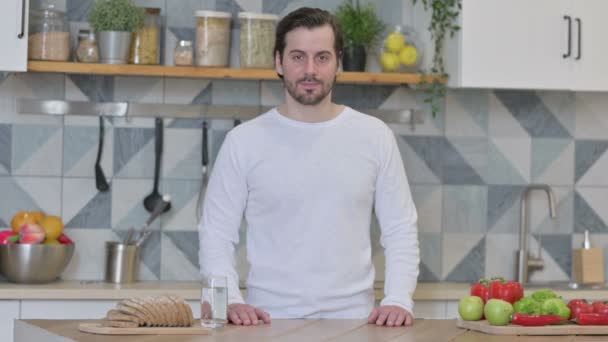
[144,117,171,213]
[94,116,110,192]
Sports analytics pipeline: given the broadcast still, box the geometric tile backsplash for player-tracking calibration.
[2,0,608,285]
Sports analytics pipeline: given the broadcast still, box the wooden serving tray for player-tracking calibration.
[457,319,608,335]
[78,323,211,335]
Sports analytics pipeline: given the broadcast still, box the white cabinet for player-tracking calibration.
[0,300,20,342]
[0,0,28,72]
[442,0,608,91]
[20,300,115,319]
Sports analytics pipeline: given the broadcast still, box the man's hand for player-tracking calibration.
[228,303,271,326]
[367,305,413,327]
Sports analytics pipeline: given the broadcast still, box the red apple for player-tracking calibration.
[19,223,45,244]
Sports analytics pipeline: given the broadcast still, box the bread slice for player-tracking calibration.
[168,295,186,326]
[106,309,142,325]
[182,301,195,326]
[101,320,139,328]
[130,297,160,326]
[116,302,148,326]
[145,296,166,326]
[158,295,179,326]
[123,298,156,327]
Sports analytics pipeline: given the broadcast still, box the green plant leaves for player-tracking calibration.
[334,1,385,48]
[89,0,145,32]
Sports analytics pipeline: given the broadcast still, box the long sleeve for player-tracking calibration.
[198,132,247,305]
[374,127,419,314]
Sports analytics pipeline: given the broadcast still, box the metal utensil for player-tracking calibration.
[0,244,75,283]
[94,116,110,192]
[195,120,209,220]
[134,195,170,247]
[144,118,171,213]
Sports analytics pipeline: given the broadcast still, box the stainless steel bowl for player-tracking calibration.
[0,244,75,283]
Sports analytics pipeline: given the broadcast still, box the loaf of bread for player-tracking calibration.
[102,294,195,327]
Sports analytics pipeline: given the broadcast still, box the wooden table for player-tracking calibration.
[13,319,608,341]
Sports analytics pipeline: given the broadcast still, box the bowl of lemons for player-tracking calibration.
[379,25,422,73]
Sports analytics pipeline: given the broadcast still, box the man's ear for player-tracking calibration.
[275,51,284,76]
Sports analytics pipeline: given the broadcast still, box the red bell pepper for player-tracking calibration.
[577,313,608,325]
[568,299,594,320]
[511,313,566,326]
[488,277,524,304]
[592,301,608,315]
[470,278,490,303]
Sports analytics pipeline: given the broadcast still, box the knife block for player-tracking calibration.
[572,248,605,284]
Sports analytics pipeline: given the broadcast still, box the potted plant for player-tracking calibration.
[89,0,144,64]
[334,0,385,71]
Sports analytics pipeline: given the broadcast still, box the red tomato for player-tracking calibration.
[592,301,608,315]
[569,299,593,320]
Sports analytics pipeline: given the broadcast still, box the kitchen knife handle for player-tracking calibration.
[575,17,582,60]
[17,0,25,38]
[202,121,208,167]
[563,15,571,59]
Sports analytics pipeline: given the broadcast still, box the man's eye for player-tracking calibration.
[292,55,303,61]
[318,55,329,62]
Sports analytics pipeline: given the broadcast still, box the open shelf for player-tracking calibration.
[27,61,440,85]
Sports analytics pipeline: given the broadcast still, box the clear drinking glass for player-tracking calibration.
[201,276,228,328]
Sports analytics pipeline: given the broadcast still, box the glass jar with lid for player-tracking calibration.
[76,30,99,63]
[28,4,70,61]
[238,12,278,69]
[194,11,231,67]
[129,7,161,64]
[174,40,193,66]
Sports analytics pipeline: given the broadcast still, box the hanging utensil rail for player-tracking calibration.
[17,99,425,125]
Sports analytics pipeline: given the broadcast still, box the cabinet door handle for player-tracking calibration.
[17,0,25,39]
[563,15,571,58]
[576,18,582,60]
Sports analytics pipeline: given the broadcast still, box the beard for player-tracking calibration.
[284,75,337,106]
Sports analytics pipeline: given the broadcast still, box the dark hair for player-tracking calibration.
[274,7,344,75]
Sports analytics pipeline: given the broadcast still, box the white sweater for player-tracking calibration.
[198,107,419,319]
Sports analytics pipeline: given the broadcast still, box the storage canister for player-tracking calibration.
[76,30,99,63]
[195,11,231,67]
[238,12,279,69]
[129,7,161,65]
[174,40,193,66]
[28,5,70,61]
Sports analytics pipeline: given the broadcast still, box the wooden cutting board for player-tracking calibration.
[457,319,608,335]
[78,323,211,335]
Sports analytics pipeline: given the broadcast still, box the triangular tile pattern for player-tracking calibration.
[401,136,443,181]
[165,231,200,268]
[65,190,112,229]
[486,140,527,185]
[487,185,524,232]
[168,28,195,44]
[574,191,607,233]
[218,0,245,16]
[532,139,572,181]
[160,233,201,280]
[332,85,396,109]
[159,179,200,231]
[418,232,441,279]
[575,140,608,182]
[494,90,571,138]
[534,233,572,276]
[66,0,94,21]
[442,138,485,185]
[445,89,489,137]
[140,231,161,279]
[0,124,11,174]
[68,75,114,102]
[12,125,60,172]
[168,84,212,129]
[535,189,574,235]
[0,178,41,228]
[418,263,439,282]
[62,126,98,175]
[113,127,155,175]
[263,0,291,14]
[445,237,486,282]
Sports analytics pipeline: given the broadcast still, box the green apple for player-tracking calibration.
[458,296,484,321]
[484,299,514,326]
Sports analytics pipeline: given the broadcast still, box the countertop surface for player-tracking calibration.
[1,281,608,301]
[14,319,608,341]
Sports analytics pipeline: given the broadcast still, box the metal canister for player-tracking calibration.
[104,241,139,283]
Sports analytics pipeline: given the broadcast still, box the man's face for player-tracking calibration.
[275,25,340,106]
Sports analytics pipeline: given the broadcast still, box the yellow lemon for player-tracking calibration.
[399,45,418,66]
[380,52,400,72]
[385,32,406,53]
[38,215,64,241]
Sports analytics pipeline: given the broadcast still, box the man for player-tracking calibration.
[198,7,419,327]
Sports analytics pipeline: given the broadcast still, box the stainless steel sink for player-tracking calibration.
[524,281,608,290]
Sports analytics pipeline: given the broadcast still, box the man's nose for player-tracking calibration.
[305,57,316,74]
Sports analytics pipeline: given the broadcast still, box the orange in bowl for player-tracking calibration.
[11,211,38,233]
[38,216,64,242]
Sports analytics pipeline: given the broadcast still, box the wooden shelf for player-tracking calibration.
[27,61,440,85]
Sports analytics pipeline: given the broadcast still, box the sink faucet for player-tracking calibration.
[516,184,557,283]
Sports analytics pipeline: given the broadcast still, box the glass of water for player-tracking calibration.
[201,276,228,328]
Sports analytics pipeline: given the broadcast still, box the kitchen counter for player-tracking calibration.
[14,318,608,341]
[1,281,608,301]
